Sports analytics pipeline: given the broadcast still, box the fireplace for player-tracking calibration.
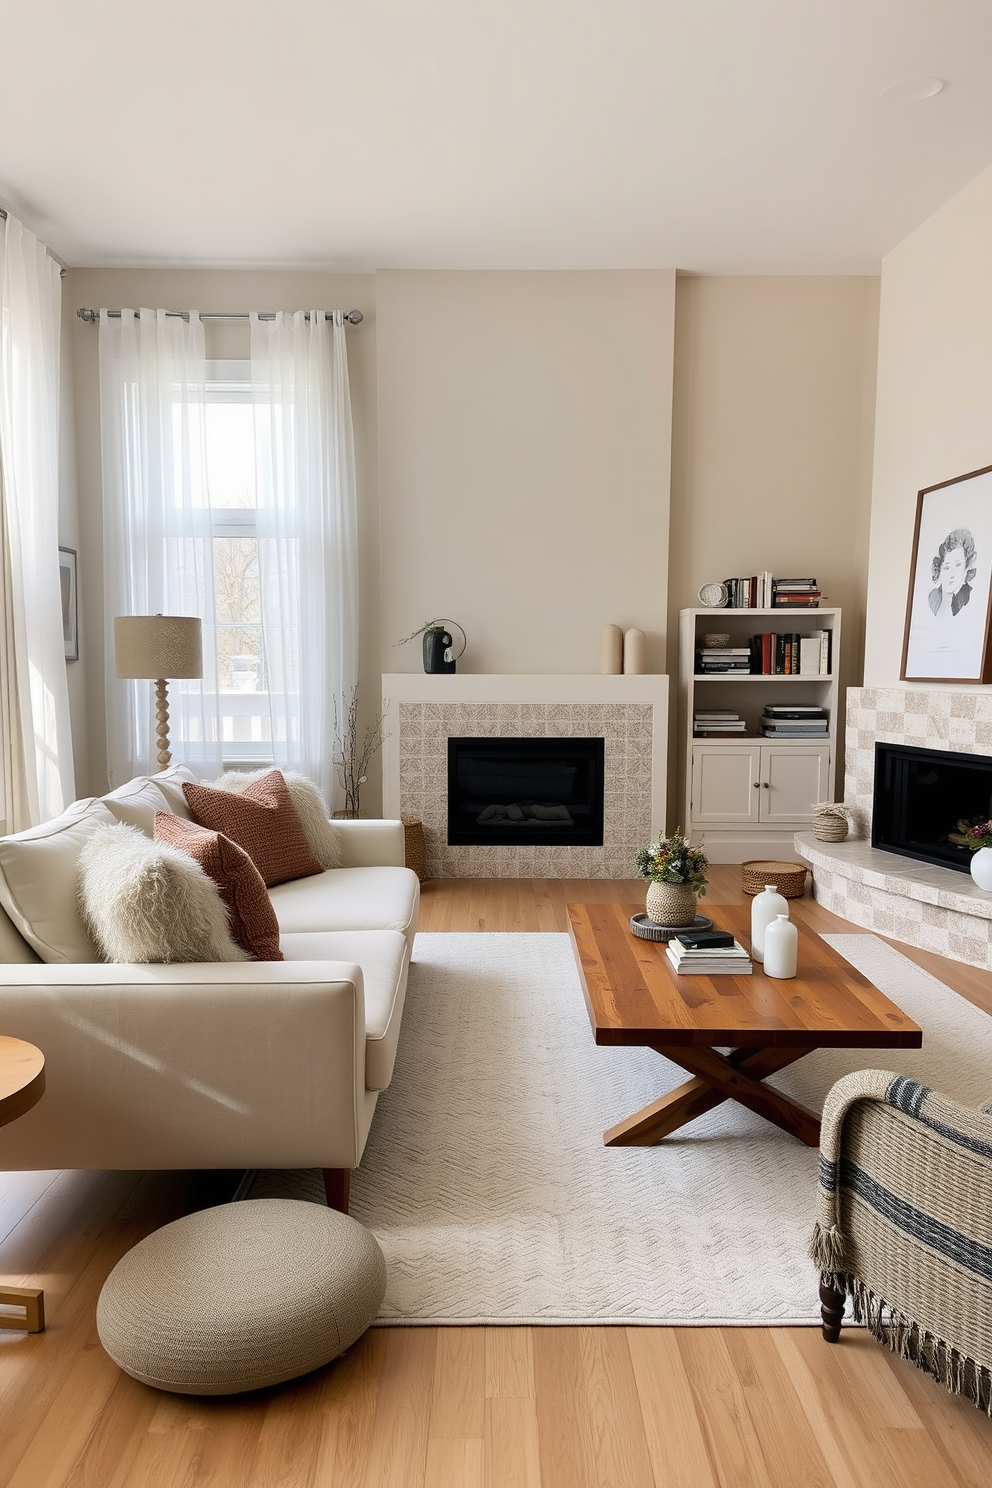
[447,736,605,847]
[872,741,992,874]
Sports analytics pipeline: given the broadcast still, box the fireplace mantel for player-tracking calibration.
[380,674,669,879]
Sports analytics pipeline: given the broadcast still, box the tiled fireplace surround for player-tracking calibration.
[381,675,669,879]
[797,686,992,970]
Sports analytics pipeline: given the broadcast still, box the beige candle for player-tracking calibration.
[623,627,646,674]
[600,624,623,674]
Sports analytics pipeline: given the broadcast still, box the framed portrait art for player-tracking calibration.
[901,464,992,684]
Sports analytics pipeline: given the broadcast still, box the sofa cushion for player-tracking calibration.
[0,798,119,963]
[210,771,342,869]
[78,822,249,964]
[280,929,408,1091]
[268,867,420,946]
[154,814,283,962]
[183,772,321,887]
[103,777,174,835]
[149,763,197,820]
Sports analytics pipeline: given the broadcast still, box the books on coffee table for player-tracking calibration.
[666,935,753,976]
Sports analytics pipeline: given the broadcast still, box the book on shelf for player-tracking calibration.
[762,706,827,718]
[762,725,828,737]
[746,630,830,675]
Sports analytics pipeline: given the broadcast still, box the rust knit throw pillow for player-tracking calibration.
[181,770,322,887]
[154,813,283,961]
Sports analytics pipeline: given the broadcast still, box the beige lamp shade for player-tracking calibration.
[114,616,203,681]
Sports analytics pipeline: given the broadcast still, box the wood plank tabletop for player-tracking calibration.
[567,902,923,1050]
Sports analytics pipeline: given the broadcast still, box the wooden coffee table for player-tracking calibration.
[0,1037,46,1333]
[567,903,922,1148]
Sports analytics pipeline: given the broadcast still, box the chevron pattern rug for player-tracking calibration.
[244,932,992,1326]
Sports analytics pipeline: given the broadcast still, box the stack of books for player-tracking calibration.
[771,578,821,607]
[666,929,753,976]
[748,630,830,675]
[722,573,775,608]
[694,710,746,736]
[696,646,751,673]
[761,705,829,737]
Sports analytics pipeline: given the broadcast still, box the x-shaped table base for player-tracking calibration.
[603,1044,822,1148]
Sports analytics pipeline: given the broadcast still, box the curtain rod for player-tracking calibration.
[76,307,364,325]
[1,207,68,277]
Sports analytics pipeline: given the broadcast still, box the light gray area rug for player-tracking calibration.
[245,932,992,1326]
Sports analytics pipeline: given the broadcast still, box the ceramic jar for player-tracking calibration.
[645,881,696,927]
[971,848,992,891]
[750,883,788,963]
[764,914,798,979]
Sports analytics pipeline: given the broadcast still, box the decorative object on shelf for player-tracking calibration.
[628,911,712,943]
[332,684,388,818]
[698,582,729,608]
[114,614,203,769]
[959,819,992,890]
[601,624,623,674]
[901,463,992,684]
[635,828,708,927]
[402,815,427,882]
[812,803,850,842]
[750,883,789,963]
[702,633,730,648]
[740,859,808,898]
[623,627,645,675]
[58,547,78,662]
[763,914,798,978]
[397,618,467,675]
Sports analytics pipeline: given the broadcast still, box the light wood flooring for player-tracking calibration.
[1,870,991,1486]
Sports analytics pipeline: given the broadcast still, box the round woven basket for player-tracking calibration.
[740,859,808,898]
[402,816,427,882]
[812,804,849,842]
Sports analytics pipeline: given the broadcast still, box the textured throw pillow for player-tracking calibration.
[77,822,249,964]
[154,813,282,961]
[182,771,322,887]
[209,770,342,869]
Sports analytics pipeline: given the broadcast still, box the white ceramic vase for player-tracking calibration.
[764,914,798,979]
[971,848,992,891]
[750,883,788,963]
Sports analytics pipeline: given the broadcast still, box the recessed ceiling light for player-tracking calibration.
[881,77,945,103]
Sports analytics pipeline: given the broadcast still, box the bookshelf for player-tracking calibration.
[678,607,842,862]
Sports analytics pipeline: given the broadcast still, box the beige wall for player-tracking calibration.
[864,162,992,686]
[375,270,676,676]
[64,268,378,801]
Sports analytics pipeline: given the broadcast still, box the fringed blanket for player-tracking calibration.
[811,1068,992,1414]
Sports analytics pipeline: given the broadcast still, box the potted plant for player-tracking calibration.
[397,619,467,674]
[635,828,708,927]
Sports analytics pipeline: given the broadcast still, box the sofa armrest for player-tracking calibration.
[334,818,406,868]
[0,961,371,1171]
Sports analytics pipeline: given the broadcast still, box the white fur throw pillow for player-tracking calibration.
[77,823,249,964]
[209,770,342,869]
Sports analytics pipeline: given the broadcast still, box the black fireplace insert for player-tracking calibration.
[447,736,605,846]
[872,741,992,873]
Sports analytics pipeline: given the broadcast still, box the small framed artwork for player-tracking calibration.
[901,465,992,683]
[59,546,78,662]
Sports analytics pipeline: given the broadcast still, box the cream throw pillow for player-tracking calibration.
[78,823,249,964]
[210,770,342,869]
[0,798,118,963]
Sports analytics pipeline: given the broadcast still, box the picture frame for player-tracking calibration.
[59,546,78,662]
[900,465,992,683]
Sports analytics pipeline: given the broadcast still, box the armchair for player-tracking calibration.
[811,1068,992,1415]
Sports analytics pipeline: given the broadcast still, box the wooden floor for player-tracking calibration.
[2,870,991,1486]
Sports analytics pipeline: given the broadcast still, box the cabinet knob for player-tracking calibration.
[763,781,770,789]
[753,781,760,789]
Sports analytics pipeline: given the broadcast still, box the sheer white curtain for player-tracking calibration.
[0,212,75,829]
[100,309,223,785]
[249,311,358,806]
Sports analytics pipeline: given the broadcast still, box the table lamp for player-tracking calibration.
[114,615,203,769]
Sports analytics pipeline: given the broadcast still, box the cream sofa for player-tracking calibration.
[0,764,420,1205]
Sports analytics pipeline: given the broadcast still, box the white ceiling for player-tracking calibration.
[3,0,992,274]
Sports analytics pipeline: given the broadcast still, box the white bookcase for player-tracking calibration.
[678,607,841,862]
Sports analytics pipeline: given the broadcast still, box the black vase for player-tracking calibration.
[423,627,456,674]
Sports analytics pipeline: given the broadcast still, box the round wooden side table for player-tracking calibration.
[0,1037,46,1333]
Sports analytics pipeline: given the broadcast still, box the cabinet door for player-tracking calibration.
[758,746,829,822]
[691,746,761,824]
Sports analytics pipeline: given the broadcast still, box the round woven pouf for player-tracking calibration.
[97,1199,386,1395]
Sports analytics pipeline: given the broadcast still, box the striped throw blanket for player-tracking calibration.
[811,1068,992,1414]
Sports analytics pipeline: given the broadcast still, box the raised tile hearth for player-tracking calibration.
[798,685,992,970]
[381,674,668,879]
